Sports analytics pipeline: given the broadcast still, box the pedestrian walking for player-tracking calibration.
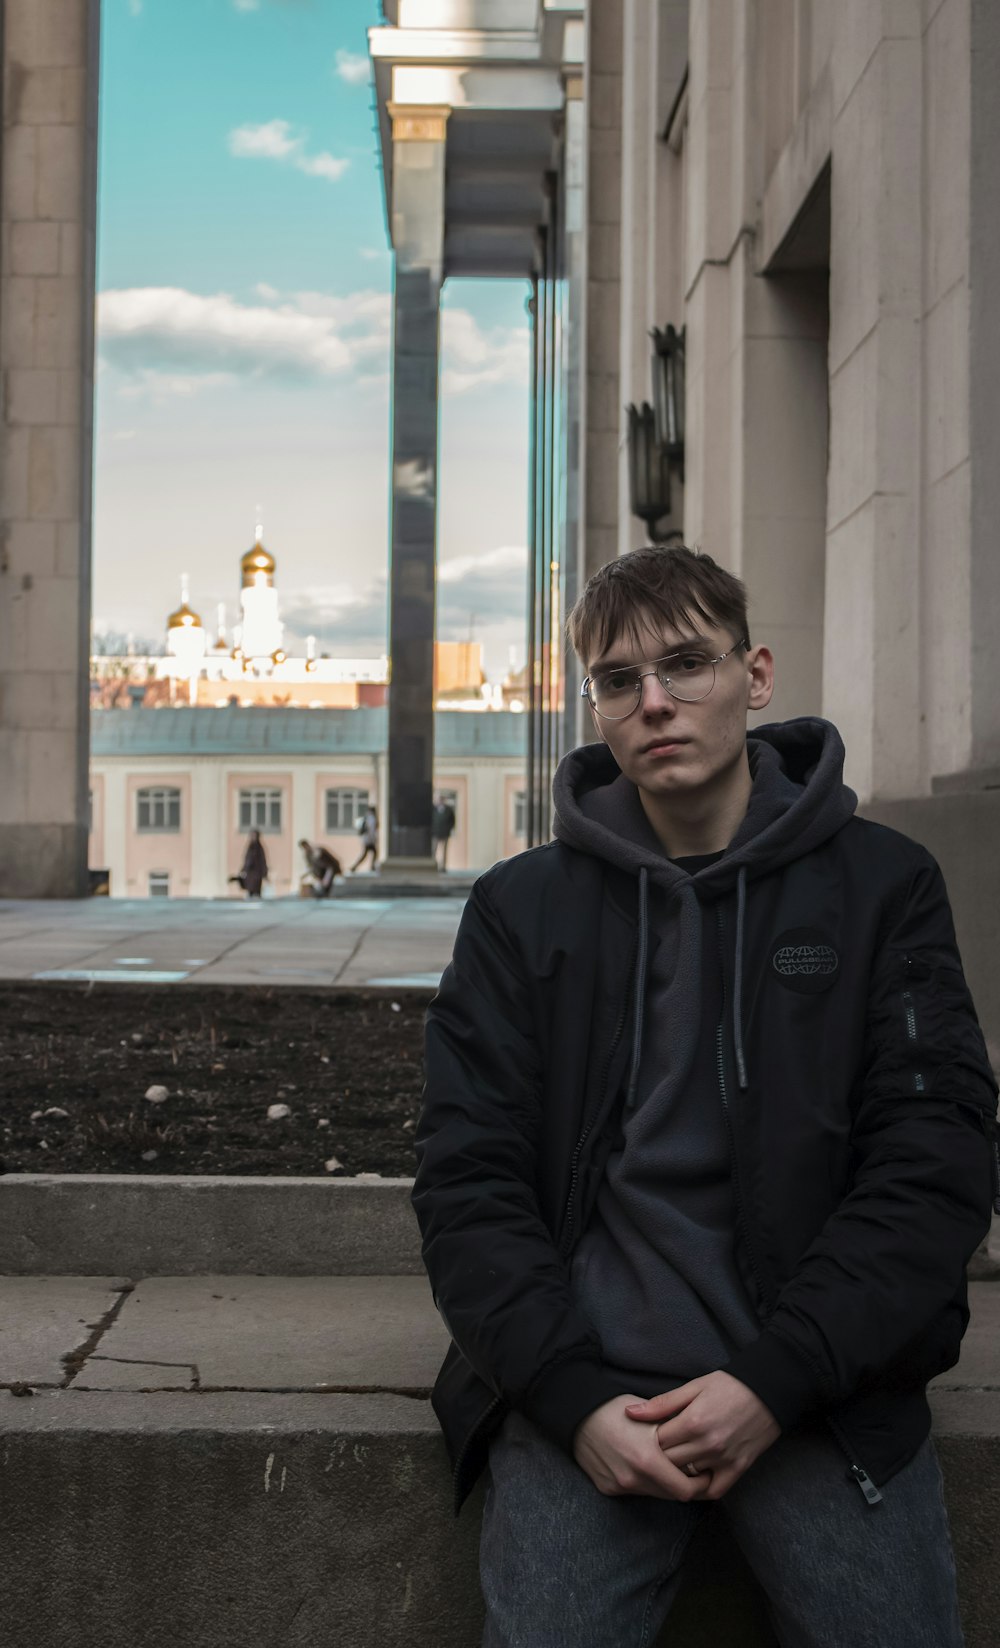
[298,839,342,898]
[350,804,379,873]
[229,828,268,898]
[431,793,456,869]
[414,544,998,1647]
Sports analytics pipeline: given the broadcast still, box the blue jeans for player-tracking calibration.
[480,1413,964,1648]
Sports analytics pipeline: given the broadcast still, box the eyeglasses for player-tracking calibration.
[581,639,749,721]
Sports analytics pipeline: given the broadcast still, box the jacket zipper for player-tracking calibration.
[903,961,1000,1186]
[560,950,636,1256]
[715,909,883,1508]
[901,990,918,1044]
[900,985,926,1093]
[825,1414,884,1505]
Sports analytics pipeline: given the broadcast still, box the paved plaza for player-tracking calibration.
[0,894,466,990]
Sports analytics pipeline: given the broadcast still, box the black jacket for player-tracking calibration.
[415,726,999,1510]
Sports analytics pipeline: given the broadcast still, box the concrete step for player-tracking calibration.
[335,871,476,899]
[0,1275,998,1647]
[0,1174,423,1276]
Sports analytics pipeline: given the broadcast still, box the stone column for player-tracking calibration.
[823,2,924,800]
[0,0,100,896]
[580,0,623,583]
[967,0,1000,775]
[383,103,447,870]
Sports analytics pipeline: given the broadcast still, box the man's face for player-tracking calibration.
[586,613,772,801]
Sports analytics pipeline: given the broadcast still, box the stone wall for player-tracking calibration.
[0,0,99,896]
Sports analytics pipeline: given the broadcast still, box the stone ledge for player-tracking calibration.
[0,1174,424,1276]
[1,1387,998,1648]
[0,1390,484,1648]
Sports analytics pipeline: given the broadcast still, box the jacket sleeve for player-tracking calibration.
[413,873,631,1449]
[726,850,998,1428]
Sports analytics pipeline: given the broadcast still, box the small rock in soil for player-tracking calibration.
[267,1103,292,1120]
[43,1107,69,1118]
[317,1118,330,1128]
[324,1155,343,1173]
[145,1085,169,1104]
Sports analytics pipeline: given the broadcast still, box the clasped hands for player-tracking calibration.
[572,1370,780,1502]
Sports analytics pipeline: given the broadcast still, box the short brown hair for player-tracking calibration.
[566,544,750,665]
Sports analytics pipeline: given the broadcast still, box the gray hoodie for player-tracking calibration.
[551,718,857,1387]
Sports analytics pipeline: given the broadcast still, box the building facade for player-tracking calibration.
[580,0,1000,1043]
[6,0,999,1047]
[88,707,527,898]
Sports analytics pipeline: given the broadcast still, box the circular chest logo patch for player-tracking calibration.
[770,927,840,994]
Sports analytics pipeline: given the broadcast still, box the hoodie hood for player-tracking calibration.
[551,716,857,891]
[552,717,858,1100]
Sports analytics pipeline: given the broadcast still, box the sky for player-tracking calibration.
[93,0,531,677]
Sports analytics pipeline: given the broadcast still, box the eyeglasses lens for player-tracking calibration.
[589,658,716,718]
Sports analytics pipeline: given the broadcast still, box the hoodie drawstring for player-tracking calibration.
[733,866,749,1091]
[626,863,748,1108]
[625,866,649,1109]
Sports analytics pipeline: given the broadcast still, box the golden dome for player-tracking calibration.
[241,543,276,585]
[167,600,203,631]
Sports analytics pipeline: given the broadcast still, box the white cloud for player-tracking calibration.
[117,368,238,401]
[296,151,349,182]
[97,286,386,389]
[96,285,528,399]
[127,0,142,13]
[439,545,528,629]
[281,581,387,653]
[359,247,388,262]
[228,119,298,161]
[277,546,527,662]
[335,49,370,86]
[441,309,530,395]
[232,0,261,9]
[227,120,349,184]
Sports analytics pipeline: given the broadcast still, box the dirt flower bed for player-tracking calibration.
[0,983,432,1178]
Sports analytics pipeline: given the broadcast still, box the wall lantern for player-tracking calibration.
[626,402,673,538]
[651,323,686,478]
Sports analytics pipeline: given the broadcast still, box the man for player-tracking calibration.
[228,828,267,898]
[414,546,999,1647]
[298,838,341,899]
[350,804,379,873]
[431,793,457,870]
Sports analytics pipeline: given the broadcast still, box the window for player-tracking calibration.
[137,786,181,832]
[513,789,527,837]
[238,788,283,833]
[148,870,170,897]
[325,786,370,832]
